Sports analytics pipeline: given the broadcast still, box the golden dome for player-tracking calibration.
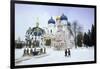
[56,16,60,20]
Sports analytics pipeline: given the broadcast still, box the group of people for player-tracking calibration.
[65,48,71,57]
[23,47,71,57]
[23,47,46,56]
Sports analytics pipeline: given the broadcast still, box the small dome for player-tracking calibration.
[48,17,55,24]
[60,14,68,21]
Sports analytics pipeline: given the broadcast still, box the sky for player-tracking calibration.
[15,3,95,41]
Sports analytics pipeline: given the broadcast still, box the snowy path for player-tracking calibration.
[15,47,94,66]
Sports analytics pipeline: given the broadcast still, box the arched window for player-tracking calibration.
[50,29,52,33]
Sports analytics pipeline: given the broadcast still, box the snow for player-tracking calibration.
[15,46,94,66]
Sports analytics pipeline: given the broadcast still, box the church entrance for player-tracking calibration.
[45,39,51,46]
[33,40,39,47]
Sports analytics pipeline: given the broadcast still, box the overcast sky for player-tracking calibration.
[15,3,94,41]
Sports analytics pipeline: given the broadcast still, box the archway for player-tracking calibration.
[45,39,51,46]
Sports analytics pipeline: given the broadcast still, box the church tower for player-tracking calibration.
[56,16,63,32]
[60,14,68,31]
[48,17,55,35]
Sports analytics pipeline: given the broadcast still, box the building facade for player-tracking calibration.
[44,14,74,50]
[24,14,74,50]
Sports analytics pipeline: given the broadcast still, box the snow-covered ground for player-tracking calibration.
[15,46,94,66]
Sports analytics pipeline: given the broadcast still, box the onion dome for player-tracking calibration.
[60,14,68,21]
[48,17,55,24]
[56,16,60,20]
[32,27,45,36]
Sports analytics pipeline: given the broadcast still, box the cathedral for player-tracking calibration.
[43,14,74,50]
[25,14,75,51]
[23,13,75,56]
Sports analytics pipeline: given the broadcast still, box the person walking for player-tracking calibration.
[65,49,67,57]
[68,48,71,57]
[23,48,26,56]
[27,48,29,55]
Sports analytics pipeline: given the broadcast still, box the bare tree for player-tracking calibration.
[72,21,83,48]
[25,27,32,48]
[72,21,78,48]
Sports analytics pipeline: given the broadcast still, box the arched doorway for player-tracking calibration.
[33,40,39,47]
[45,39,51,46]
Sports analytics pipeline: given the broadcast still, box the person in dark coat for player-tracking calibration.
[68,48,71,57]
[65,49,67,57]
[23,48,26,56]
[27,48,29,55]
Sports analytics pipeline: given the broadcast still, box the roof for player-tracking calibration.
[60,14,68,21]
[48,17,55,24]
[31,27,45,36]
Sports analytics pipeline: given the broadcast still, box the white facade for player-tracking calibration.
[45,15,74,50]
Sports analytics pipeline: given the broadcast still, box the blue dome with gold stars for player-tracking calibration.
[48,17,55,24]
[32,27,45,36]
